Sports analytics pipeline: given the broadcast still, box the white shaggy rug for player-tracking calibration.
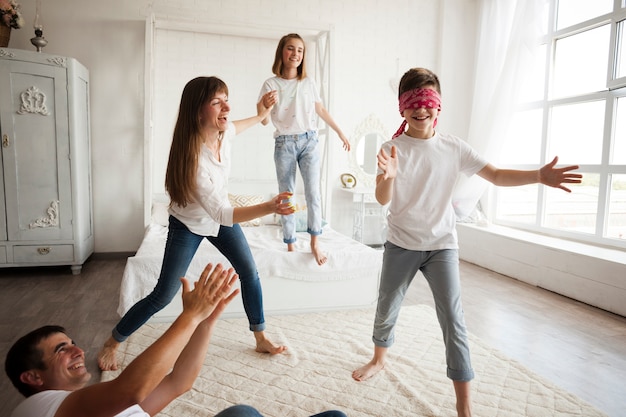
[101,305,607,417]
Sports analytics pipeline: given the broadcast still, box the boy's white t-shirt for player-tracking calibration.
[168,122,235,236]
[10,390,149,417]
[378,132,488,251]
[259,76,321,137]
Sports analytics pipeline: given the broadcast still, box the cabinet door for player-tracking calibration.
[0,60,73,241]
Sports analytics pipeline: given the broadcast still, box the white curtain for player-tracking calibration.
[453,0,546,220]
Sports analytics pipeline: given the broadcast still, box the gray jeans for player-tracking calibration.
[373,242,474,381]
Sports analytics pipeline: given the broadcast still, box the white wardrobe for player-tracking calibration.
[0,48,93,274]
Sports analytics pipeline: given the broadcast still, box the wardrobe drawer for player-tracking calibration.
[13,245,74,263]
[0,246,6,263]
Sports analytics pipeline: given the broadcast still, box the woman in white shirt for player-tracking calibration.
[98,76,294,371]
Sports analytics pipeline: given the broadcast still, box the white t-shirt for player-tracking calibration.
[168,122,236,236]
[10,390,149,417]
[258,76,322,137]
[379,132,488,251]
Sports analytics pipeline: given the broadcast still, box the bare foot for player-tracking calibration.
[287,243,295,252]
[254,332,287,355]
[352,359,385,381]
[310,237,327,265]
[97,337,120,371]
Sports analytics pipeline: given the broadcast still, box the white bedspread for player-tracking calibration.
[118,223,382,319]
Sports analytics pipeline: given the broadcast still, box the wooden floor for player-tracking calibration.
[0,255,624,416]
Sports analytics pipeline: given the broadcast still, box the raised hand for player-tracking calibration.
[180,263,239,323]
[539,156,582,193]
[377,145,398,180]
[257,90,277,118]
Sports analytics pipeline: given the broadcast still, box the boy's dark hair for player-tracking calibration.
[5,325,66,397]
[398,68,441,96]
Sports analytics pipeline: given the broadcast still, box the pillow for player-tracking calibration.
[228,194,264,227]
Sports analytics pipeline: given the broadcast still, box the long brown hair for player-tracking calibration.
[165,76,229,207]
[271,33,307,80]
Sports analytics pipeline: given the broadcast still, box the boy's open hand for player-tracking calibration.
[539,156,582,193]
[377,145,398,180]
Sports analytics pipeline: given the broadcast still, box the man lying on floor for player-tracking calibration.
[4,263,346,417]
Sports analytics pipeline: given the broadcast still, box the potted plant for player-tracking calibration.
[0,0,24,47]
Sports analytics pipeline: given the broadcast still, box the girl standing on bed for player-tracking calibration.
[98,76,294,371]
[258,33,350,266]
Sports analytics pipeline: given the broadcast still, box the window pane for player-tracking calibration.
[552,25,610,98]
[495,185,538,224]
[613,96,626,164]
[499,109,542,164]
[607,174,626,240]
[518,44,547,103]
[618,20,626,79]
[544,173,598,234]
[548,101,605,164]
[556,0,613,30]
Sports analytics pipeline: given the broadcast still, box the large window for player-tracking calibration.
[493,0,626,249]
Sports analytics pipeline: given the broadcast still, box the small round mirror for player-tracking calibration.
[348,114,390,188]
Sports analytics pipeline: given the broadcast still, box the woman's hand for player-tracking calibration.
[257,90,277,119]
[271,191,296,215]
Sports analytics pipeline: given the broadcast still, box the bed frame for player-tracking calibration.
[118,190,382,322]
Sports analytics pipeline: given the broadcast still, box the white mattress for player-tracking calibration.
[118,223,382,321]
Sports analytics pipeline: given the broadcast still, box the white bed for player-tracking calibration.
[117,198,383,322]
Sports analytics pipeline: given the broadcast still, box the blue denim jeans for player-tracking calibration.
[274,130,322,244]
[373,243,474,382]
[214,405,347,417]
[113,216,266,342]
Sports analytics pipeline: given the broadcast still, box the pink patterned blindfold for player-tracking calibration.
[392,88,442,139]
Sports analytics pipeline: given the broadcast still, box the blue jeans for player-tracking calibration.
[373,243,474,382]
[113,216,266,342]
[274,130,322,244]
[214,405,347,417]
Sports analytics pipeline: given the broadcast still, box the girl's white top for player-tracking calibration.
[259,76,321,137]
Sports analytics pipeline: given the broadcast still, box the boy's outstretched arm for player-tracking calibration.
[477,156,582,192]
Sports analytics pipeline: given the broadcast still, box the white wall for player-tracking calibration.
[5,0,478,252]
[6,1,620,314]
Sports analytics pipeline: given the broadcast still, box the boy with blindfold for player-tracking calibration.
[352,67,582,417]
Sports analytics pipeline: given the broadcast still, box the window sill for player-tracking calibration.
[456,222,626,317]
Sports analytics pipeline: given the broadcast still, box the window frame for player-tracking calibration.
[490,0,626,250]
